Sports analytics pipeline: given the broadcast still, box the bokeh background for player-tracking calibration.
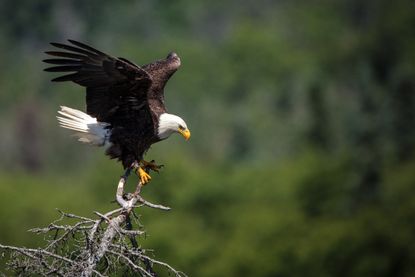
[1,0,415,276]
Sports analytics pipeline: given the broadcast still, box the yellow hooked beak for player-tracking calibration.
[178,128,191,141]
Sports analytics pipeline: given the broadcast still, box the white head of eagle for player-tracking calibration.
[45,39,191,184]
[158,113,190,140]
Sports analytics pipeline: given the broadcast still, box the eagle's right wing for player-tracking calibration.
[44,40,152,123]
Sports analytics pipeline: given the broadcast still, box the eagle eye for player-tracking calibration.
[178,125,184,130]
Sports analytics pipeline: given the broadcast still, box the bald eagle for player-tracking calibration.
[44,40,190,184]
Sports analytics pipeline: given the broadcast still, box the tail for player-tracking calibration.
[57,106,111,146]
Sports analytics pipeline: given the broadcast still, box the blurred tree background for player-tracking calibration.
[1,0,415,276]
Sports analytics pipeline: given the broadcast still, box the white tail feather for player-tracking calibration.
[57,106,111,146]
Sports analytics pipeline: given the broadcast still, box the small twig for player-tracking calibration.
[141,253,187,277]
[109,244,185,277]
[104,207,124,218]
[119,228,145,236]
[135,194,171,211]
[56,209,95,222]
[44,221,90,251]
[30,223,93,234]
[107,249,153,277]
[88,219,101,247]
[93,211,111,223]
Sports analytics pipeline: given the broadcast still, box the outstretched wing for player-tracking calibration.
[44,40,152,123]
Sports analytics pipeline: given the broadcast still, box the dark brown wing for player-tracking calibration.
[141,52,181,114]
[44,39,152,123]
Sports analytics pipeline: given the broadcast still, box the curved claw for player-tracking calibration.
[150,164,164,173]
[142,160,164,173]
[138,167,151,185]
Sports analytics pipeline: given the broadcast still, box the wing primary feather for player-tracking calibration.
[68,40,108,56]
[50,42,98,57]
[43,58,81,65]
[45,51,87,60]
[44,65,83,72]
[51,73,81,82]
[118,57,139,68]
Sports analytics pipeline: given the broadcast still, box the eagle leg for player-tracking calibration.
[141,160,164,173]
[137,167,152,185]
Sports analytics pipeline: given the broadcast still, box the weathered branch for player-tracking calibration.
[82,165,170,276]
[0,165,182,276]
[0,243,105,277]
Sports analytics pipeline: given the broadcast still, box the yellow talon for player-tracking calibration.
[138,167,151,185]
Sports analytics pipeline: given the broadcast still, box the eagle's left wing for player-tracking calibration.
[44,40,152,123]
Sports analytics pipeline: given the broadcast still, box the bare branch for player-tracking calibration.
[135,194,171,211]
[107,249,153,277]
[1,164,183,276]
[0,243,105,277]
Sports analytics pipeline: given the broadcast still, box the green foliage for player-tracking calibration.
[1,0,415,276]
